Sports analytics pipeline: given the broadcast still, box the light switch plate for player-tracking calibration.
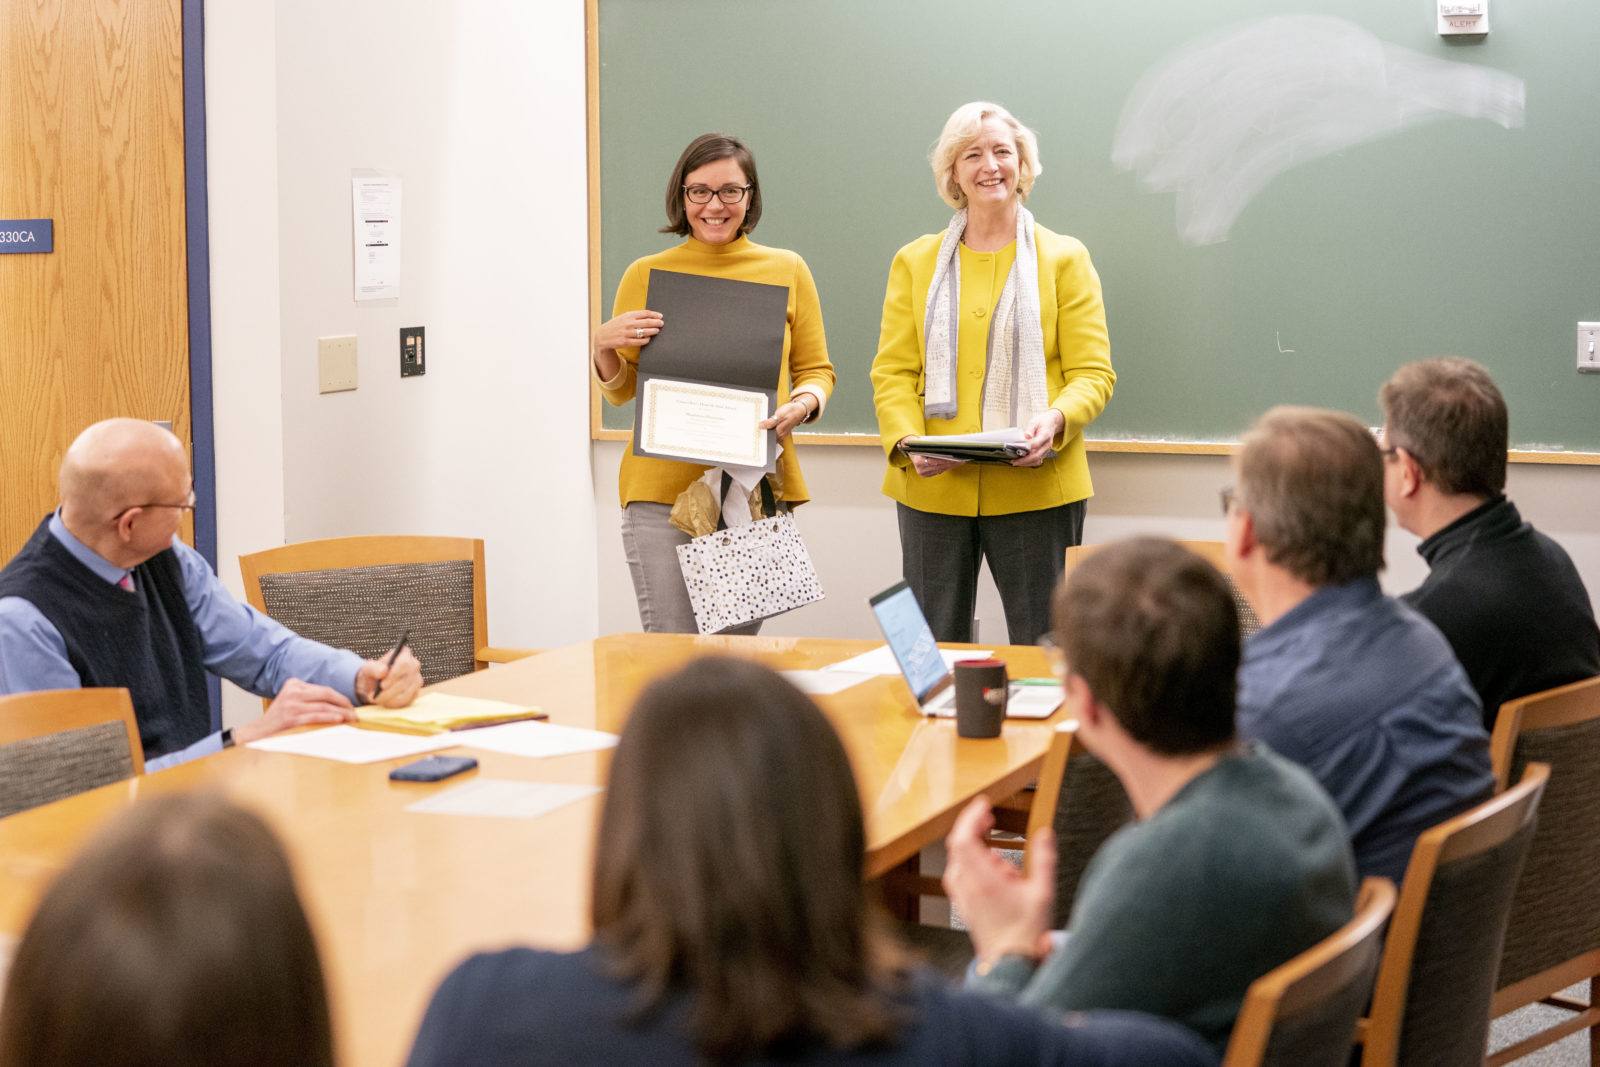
[400,326,425,377]
[1579,323,1600,374]
[318,335,358,393]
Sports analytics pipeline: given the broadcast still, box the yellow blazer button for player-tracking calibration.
[973,307,987,318]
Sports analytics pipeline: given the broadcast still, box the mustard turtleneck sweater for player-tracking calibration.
[597,236,835,507]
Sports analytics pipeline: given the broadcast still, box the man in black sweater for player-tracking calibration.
[1379,357,1600,728]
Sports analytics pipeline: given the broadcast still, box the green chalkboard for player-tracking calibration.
[597,0,1600,453]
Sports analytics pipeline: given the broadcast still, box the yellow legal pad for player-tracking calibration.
[355,691,547,736]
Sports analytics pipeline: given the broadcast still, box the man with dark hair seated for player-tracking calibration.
[1379,357,1599,727]
[1226,406,1494,884]
[944,537,1358,1055]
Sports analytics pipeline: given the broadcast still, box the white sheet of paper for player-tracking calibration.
[405,779,602,820]
[247,724,456,764]
[821,645,994,677]
[453,720,619,759]
[640,379,768,466]
[778,669,875,695]
[351,175,401,301]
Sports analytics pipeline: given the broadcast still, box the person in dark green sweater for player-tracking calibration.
[944,537,1358,1054]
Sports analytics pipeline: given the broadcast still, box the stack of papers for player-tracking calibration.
[356,692,546,735]
[248,726,458,764]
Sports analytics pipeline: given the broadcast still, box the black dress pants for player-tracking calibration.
[895,500,1086,646]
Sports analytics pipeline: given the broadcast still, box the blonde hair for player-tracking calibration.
[929,101,1042,209]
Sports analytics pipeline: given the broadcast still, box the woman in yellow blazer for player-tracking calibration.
[593,134,836,633]
[870,103,1114,645]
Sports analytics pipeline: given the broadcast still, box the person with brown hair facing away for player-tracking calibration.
[406,656,1218,1066]
[1379,357,1599,727]
[1227,405,1494,885]
[0,792,335,1067]
[945,538,1356,1056]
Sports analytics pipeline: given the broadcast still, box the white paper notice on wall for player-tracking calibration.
[352,174,402,301]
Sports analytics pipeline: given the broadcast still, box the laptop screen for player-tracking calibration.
[869,581,948,703]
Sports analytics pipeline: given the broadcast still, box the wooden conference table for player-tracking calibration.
[0,633,1063,1067]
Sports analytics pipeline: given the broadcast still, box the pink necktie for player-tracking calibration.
[118,574,134,592]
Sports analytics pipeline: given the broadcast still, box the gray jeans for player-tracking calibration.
[619,502,762,635]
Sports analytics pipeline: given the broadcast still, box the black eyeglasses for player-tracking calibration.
[1379,446,1400,460]
[683,183,752,205]
[1219,484,1236,516]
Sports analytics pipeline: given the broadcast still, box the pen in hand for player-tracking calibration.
[371,628,410,701]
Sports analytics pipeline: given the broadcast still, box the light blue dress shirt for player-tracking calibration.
[0,513,363,771]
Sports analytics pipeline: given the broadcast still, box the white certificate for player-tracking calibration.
[640,379,768,467]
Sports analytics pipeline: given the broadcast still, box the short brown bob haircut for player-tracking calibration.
[0,792,334,1067]
[1379,356,1508,498]
[1236,406,1386,587]
[660,133,762,238]
[1053,538,1239,756]
[591,656,907,1061]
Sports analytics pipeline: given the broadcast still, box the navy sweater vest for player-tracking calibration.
[0,516,211,758]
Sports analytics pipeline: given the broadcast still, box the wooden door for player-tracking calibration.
[0,0,191,560]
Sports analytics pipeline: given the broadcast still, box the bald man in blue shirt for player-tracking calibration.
[0,418,422,770]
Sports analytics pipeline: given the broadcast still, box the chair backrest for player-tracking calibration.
[240,535,487,686]
[0,688,144,818]
[1222,877,1397,1067]
[1027,718,1136,929]
[1487,674,1600,998]
[1064,540,1261,637]
[1361,762,1549,1067]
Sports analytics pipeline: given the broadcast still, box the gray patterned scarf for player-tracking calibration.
[922,206,1048,430]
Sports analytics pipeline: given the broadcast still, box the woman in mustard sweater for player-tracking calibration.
[592,134,835,633]
[870,103,1115,645]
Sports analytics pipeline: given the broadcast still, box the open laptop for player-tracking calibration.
[868,581,1062,719]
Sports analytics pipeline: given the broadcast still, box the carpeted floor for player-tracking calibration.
[1489,987,1591,1066]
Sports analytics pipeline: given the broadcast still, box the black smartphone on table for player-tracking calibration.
[389,755,478,782]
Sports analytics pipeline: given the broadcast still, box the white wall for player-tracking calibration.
[594,443,1600,640]
[270,0,596,650]
[204,0,289,725]
[206,1,593,724]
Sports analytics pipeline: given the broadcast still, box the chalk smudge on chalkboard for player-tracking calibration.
[1111,15,1525,246]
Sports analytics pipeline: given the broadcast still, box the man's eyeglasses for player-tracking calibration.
[111,493,196,523]
[1219,484,1236,516]
[683,183,752,205]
